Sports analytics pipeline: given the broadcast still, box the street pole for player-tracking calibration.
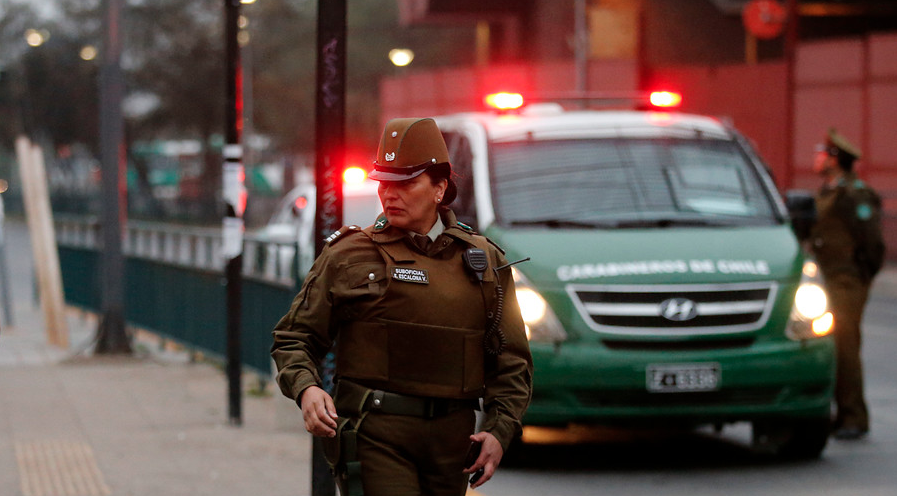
[95,0,131,354]
[783,0,799,190]
[574,0,589,96]
[223,0,246,427]
[314,0,345,257]
[312,0,346,494]
[0,192,13,328]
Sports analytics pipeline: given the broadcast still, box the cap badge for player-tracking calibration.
[391,131,398,137]
[385,152,395,162]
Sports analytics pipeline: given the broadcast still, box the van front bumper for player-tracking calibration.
[523,337,835,427]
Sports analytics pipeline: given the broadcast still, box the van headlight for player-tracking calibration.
[786,259,833,340]
[512,267,567,343]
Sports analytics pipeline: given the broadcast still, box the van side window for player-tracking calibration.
[442,131,478,229]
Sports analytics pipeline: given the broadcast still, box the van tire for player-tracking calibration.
[752,417,830,460]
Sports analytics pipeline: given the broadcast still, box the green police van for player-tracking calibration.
[434,92,835,458]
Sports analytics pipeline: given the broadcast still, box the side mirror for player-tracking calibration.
[785,189,816,242]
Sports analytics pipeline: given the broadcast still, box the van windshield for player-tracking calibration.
[490,138,780,228]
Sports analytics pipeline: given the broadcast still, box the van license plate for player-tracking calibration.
[647,363,721,392]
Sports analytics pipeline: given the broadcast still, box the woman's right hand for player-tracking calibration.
[299,386,339,437]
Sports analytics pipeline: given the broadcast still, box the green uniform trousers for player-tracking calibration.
[355,408,475,496]
[827,273,870,431]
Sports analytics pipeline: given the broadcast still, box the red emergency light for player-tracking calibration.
[648,91,682,108]
[485,92,525,111]
[343,166,367,185]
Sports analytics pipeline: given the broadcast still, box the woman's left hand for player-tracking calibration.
[463,431,504,489]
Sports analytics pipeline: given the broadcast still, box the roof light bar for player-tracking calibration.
[485,92,525,111]
[343,166,367,185]
[649,91,682,108]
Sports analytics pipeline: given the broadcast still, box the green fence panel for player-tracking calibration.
[242,279,298,374]
[58,245,298,375]
[59,247,101,310]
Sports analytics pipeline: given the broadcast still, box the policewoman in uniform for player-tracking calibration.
[809,128,884,441]
[271,117,533,495]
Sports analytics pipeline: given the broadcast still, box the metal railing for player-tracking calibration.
[54,215,303,374]
[56,215,301,286]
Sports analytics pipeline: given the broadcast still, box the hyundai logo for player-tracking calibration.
[659,298,698,321]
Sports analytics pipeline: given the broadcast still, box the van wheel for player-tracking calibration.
[752,417,830,460]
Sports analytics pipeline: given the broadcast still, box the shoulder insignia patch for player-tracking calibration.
[456,221,473,232]
[374,216,389,230]
[325,225,361,245]
[856,203,873,221]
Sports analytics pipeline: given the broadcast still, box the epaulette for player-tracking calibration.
[485,236,505,255]
[325,225,362,245]
[452,221,505,254]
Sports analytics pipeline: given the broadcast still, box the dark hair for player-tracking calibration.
[424,162,451,184]
[835,152,856,172]
[423,162,457,205]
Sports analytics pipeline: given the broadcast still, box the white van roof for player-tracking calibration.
[437,109,732,143]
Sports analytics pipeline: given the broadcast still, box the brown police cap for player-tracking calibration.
[826,128,862,160]
[370,117,457,204]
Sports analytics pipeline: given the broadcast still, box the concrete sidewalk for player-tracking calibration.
[0,218,312,496]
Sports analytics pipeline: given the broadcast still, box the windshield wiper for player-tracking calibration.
[614,218,733,228]
[511,217,765,229]
[510,219,613,229]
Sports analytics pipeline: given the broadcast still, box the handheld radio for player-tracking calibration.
[462,248,489,281]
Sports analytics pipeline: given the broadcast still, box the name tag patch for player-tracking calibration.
[391,267,429,284]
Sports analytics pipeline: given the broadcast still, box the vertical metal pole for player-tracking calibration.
[636,6,649,91]
[574,0,589,95]
[312,0,346,494]
[95,0,131,354]
[242,32,254,184]
[475,21,490,67]
[860,35,870,174]
[783,0,799,189]
[314,1,345,257]
[223,0,245,427]
[0,194,13,328]
[745,33,758,65]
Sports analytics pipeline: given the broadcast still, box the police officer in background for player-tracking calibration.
[810,128,885,441]
[271,117,533,495]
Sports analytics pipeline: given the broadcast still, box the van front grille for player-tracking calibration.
[566,282,778,336]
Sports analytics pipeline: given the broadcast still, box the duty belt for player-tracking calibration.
[336,380,480,419]
[364,390,480,418]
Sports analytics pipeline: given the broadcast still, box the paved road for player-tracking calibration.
[476,272,897,496]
